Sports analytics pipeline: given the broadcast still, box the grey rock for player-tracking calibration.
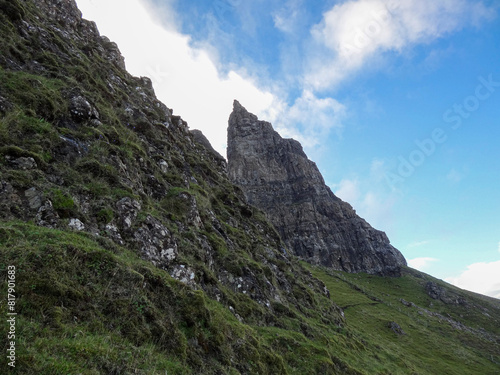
[158,159,169,173]
[426,282,468,305]
[55,136,89,163]
[69,95,99,123]
[100,36,126,70]
[135,76,155,97]
[0,181,22,219]
[0,95,13,114]
[7,156,38,170]
[227,100,406,276]
[116,197,142,230]
[24,188,42,210]
[191,129,226,163]
[133,215,178,268]
[69,218,85,231]
[105,223,124,245]
[36,200,59,228]
[388,321,405,335]
[170,264,196,286]
[400,298,413,307]
[179,192,202,228]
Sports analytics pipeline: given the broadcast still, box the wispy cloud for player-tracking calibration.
[273,0,303,34]
[446,168,464,183]
[307,0,496,90]
[334,178,361,203]
[408,257,439,271]
[331,159,399,234]
[407,240,430,249]
[273,90,347,150]
[76,0,497,182]
[446,260,500,299]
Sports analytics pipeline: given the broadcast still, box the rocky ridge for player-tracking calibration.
[0,0,340,314]
[227,100,407,276]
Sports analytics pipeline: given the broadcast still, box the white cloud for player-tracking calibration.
[446,260,500,299]
[407,240,430,249]
[76,0,352,157]
[408,257,439,271]
[76,0,281,157]
[273,0,303,34]
[307,0,496,90]
[359,190,397,227]
[335,179,361,203]
[274,90,347,149]
[290,91,346,131]
[329,159,400,234]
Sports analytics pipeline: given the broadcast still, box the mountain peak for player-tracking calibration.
[227,104,407,276]
[232,99,243,110]
[229,99,259,127]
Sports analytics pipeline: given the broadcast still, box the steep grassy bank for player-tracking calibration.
[0,221,297,374]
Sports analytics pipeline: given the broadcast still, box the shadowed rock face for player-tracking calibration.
[227,100,407,276]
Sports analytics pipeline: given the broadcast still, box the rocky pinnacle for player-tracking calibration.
[227,100,407,276]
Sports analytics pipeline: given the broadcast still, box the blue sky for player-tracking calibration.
[76,0,500,298]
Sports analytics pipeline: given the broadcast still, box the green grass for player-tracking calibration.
[49,188,75,217]
[0,222,355,374]
[0,222,287,374]
[306,264,500,375]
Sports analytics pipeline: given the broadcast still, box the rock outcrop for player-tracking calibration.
[227,100,407,276]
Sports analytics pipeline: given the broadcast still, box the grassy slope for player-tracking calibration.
[0,221,297,374]
[1,224,499,374]
[308,264,500,375]
[0,2,352,372]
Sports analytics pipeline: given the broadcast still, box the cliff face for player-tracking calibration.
[227,100,407,276]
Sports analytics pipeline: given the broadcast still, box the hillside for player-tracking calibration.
[0,1,499,374]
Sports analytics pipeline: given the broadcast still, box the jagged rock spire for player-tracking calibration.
[227,101,407,276]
